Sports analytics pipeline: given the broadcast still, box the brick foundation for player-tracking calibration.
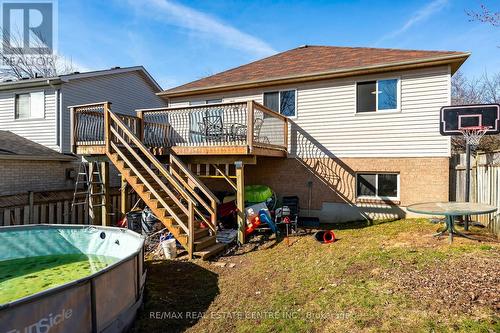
[245,156,449,211]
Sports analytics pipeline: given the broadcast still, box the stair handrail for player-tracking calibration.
[107,111,198,206]
[170,154,220,231]
[109,140,189,234]
[106,109,200,254]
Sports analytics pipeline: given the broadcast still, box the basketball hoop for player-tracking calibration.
[459,126,490,147]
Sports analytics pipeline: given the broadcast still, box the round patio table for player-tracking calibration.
[407,202,497,243]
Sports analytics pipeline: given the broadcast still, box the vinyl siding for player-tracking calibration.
[61,72,166,153]
[169,65,452,158]
[0,87,59,151]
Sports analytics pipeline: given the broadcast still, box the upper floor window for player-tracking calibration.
[15,92,45,119]
[189,99,223,106]
[206,99,222,104]
[263,90,296,117]
[356,79,399,113]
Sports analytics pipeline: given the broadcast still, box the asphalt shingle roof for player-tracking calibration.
[163,45,468,96]
[0,130,74,160]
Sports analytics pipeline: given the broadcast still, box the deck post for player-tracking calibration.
[283,118,288,149]
[247,101,254,154]
[103,102,111,153]
[88,161,101,225]
[70,107,76,154]
[235,161,245,244]
[188,201,194,259]
[101,161,111,226]
[137,110,144,141]
[121,174,129,217]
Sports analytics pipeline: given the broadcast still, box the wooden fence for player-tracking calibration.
[0,188,139,226]
[450,151,500,237]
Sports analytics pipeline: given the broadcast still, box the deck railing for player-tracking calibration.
[71,101,288,153]
[138,101,288,152]
[71,102,142,150]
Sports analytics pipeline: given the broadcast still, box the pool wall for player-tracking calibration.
[0,225,146,333]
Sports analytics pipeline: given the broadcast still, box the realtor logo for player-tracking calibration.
[1,1,55,54]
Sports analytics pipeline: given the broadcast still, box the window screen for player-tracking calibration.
[280,90,296,117]
[30,91,45,118]
[356,81,376,113]
[357,174,376,197]
[15,94,30,119]
[377,174,398,197]
[189,100,205,106]
[263,91,279,112]
[206,99,222,104]
[378,79,397,110]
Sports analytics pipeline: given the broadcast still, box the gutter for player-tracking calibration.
[0,78,61,91]
[0,154,76,161]
[160,53,470,98]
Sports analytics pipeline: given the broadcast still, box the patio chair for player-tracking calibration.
[232,118,269,143]
[198,115,225,142]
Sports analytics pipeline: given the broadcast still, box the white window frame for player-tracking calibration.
[262,89,298,118]
[189,98,224,106]
[356,172,400,201]
[206,98,223,104]
[189,100,206,106]
[14,91,45,120]
[354,77,401,114]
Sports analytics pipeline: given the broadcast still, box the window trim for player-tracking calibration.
[355,172,400,201]
[189,98,224,106]
[14,91,46,121]
[262,88,298,118]
[206,98,223,104]
[354,77,401,114]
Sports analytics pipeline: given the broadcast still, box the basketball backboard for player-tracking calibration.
[440,104,500,136]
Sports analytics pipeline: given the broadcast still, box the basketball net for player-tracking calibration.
[460,126,490,147]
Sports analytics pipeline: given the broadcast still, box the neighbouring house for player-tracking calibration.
[0,130,76,196]
[0,66,166,154]
[0,66,167,195]
[159,45,469,222]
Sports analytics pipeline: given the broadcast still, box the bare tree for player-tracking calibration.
[0,28,76,80]
[451,71,500,153]
[466,3,500,27]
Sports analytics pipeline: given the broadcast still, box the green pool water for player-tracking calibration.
[0,254,119,304]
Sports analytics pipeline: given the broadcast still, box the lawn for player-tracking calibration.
[132,219,499,333]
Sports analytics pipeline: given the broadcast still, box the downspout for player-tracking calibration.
[47,79,63,153]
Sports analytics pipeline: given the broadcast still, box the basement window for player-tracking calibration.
[356,79,399,113]
[263,90,296,117]
[356,173,399,200]
[15,92,45,119]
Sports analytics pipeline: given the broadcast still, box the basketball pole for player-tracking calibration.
[464,143,471,231]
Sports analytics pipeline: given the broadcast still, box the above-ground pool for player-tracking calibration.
[0,224,145,333]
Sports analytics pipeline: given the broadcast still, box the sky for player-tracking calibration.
[57,0,500,89]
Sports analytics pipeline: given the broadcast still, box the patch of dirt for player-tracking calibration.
[224,232,278,256]
[381,252,500,315]
[384,225,499,250]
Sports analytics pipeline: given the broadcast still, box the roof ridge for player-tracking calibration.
[295,45,464,54]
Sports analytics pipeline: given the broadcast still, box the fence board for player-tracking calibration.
[0,189,139,227]
[451,152,500,237]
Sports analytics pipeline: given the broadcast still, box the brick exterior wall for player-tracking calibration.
[0,160,77,196]
[245,156,450,209]
[0,159,122,196]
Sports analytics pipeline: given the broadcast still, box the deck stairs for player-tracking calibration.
[105,110,224,259]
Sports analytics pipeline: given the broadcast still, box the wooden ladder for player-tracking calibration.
[104,106,223,259]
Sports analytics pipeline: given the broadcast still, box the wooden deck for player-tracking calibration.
[69,101,287,248]
[72,101,288,158]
